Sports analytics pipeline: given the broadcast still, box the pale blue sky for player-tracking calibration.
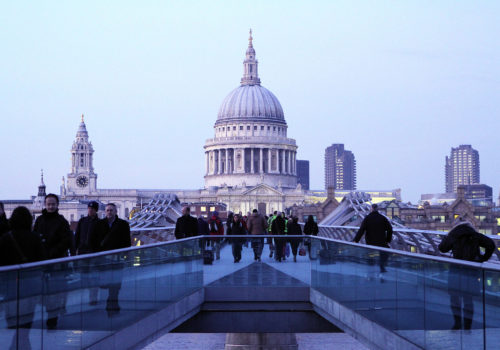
[0,1,498,203]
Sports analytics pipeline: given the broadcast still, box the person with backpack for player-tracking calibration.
[208,211,224,260]
[439,217,495,330]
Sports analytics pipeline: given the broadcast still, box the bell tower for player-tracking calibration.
[66,114,98,196]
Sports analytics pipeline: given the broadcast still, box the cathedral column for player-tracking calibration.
[241,148,246,173]
[230,148,234,173]
[293,152,296,175]
[250,148,254,173]
[218,150,222,174]
[268,148,272,174]
[209,151,213,175]
[225,149,229,174]
[286,151,292,174]
[275,149,279,174]
[259,148,263,173]
[212,150,217,175]
[206,152,209,175]
[281,149,285,174]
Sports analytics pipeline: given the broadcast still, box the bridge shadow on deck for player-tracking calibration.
[174,262,340,333]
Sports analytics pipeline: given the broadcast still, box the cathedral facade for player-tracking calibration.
[204,30,298,190]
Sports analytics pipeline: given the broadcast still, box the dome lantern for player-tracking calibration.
[240,28,261,86]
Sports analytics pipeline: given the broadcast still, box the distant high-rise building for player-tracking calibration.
[296,160,309,190]
[445,145,480,193]
[325,144,356,190]
[460,184,493,204]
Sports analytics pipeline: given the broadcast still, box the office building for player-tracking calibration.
[445,144,479,193]
[296,160,310,190]
[324,144,356,190]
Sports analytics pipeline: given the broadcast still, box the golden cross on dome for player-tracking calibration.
[81,114,84,122]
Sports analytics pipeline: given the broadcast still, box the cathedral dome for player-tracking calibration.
[215,29,286,126]
[217,84,285,123]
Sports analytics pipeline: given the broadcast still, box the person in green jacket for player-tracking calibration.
[267,211,277,258]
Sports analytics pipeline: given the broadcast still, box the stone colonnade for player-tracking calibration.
[206,147,297,176]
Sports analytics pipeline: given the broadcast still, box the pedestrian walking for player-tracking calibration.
[287,216,303,262]
[91,203,131,316]
[353,204,393,273]
[208,211,224,260]
[174,206,198,239]
[267,211,277,258]
[271,212,286,262]
[227,214,246,262]
[303,215,319,256]
[247,209,267,261]
[33,193,72,329]
[438,217,495,330]
[75,201,100,305]
[0,206,44,336]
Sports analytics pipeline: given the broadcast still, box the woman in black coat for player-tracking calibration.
[303,215,319,236]
[0,206,44,329]
[287,216,303,262]
[271,214,286,262]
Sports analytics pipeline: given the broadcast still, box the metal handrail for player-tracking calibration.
[315,224,500,263]
[2,234,500,272]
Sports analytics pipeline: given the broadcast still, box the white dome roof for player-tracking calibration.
[216,85,285,125]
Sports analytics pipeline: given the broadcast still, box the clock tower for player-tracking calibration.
[66,115,98,196]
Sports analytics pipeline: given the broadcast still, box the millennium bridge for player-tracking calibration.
[2,192,500,349]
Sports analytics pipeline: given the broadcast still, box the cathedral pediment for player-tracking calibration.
[242,183,283,196]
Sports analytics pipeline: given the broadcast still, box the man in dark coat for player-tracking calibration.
[33,193,72,329]
[174,206,198,239]
[0,202,9,236]
[75,201,100,305]
[353,204,393,272]
[75,201,100,255]
[91,203,131,315]
[439,218,495,330]
[34,194,72,260]
[197,216,209,236]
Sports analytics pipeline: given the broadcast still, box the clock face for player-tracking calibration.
[76,175,89,188]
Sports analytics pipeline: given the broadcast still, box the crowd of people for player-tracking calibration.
[0,195,131,329]
[174,206,320,264]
